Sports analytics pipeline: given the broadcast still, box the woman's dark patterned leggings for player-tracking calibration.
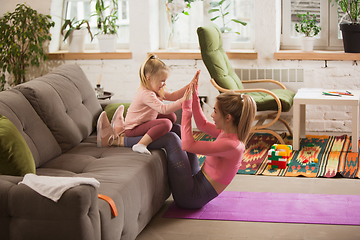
[124,127,218,209]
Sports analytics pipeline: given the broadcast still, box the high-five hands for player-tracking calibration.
[181,70,200,103]
[190,70,200,89]
[183,86,193,101]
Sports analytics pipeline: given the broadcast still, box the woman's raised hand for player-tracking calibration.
[190,70,200,87]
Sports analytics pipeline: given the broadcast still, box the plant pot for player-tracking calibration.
[300,36,315,52]
[97,34,117,52]
[68,29,87,52]
[340,23,360,53]
[221,32,232,52]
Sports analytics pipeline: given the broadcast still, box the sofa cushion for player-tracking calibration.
[0,89,61,168]
[15,65,103,153]
[104,103,131,122]
[0,115,35,176]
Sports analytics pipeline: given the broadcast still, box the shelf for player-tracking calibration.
[274,50,360,61]
[48,50,132,60]
[151,49,258,60]
[48,49,257,60]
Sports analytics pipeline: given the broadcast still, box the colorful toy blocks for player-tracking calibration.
[267,144,292,169]
[302,157,318,165]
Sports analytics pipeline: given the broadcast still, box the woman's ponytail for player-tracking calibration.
[237,94,256,143]
[216,92,256,143]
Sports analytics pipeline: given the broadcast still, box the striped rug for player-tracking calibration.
[194,132,360,178]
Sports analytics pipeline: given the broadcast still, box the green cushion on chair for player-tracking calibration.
[247,89,295,112]
[197,24,244,90]
[104,103,131,122]
[0,115,36,176]
[197,24,295,112]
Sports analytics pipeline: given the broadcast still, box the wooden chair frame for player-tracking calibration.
[210,78,293,144]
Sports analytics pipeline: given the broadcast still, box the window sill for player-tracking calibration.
[47,49,258,60]
[152,49,258,60]
[274,50,360,61]
[48,50,132,60]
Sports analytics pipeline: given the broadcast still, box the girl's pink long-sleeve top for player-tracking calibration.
[181,92,245,185]
[124,86,184,130]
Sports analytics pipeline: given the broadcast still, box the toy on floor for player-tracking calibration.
[302,157,318,166]
[267,144,292,169]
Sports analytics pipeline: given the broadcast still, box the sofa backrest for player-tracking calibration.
[0,89,62,167]
[15,64,103,153]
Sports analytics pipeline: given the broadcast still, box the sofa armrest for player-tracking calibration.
[0,177,100,240]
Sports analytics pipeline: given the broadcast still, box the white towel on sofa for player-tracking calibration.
[18,173,100,202]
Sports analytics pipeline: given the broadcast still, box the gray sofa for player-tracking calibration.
[0,64,170,240]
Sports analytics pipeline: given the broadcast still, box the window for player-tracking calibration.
[282,0,343,50]
[160,0,254,50]
[61,0,129,50]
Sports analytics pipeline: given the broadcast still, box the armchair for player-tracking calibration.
[197,24,295,144]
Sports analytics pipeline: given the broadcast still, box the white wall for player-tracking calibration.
[1,0,360,133]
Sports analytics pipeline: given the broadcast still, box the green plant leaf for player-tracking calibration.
[211,16,220,21]
[219,0,226,6]
[209,2,221,7]
[208,9,220,13]
[224,3,231,11]
[232,19,247,26]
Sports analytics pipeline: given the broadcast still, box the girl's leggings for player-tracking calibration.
[124,132,218,209]
[124,113,176,141]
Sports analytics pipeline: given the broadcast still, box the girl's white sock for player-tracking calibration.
[132,144,151,155]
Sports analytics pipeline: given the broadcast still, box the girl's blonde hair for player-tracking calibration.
[216,92,256,143]
[139,53,170,96]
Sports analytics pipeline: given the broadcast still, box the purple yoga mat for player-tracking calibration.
[163,191,360,225]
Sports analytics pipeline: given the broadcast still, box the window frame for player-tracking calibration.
[60,0,129,51]
[281,0,343,50]
[159,0,255,50]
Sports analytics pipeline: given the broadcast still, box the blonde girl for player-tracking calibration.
[97,53,199,155]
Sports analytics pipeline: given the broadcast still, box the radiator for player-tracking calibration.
[235,68,304,82]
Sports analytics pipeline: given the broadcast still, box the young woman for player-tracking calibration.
[105,73,257,209]
[97,53,199,155]
[170,83,256,208]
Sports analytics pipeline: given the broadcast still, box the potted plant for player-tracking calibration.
[208,0,247,51]
[92,0,119,52]
[0,3,55,91]
[330,0,360,53]
[61,18,93,52]
[295,12,321,51]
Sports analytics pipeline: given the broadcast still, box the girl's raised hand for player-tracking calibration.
[183,85,193,101]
